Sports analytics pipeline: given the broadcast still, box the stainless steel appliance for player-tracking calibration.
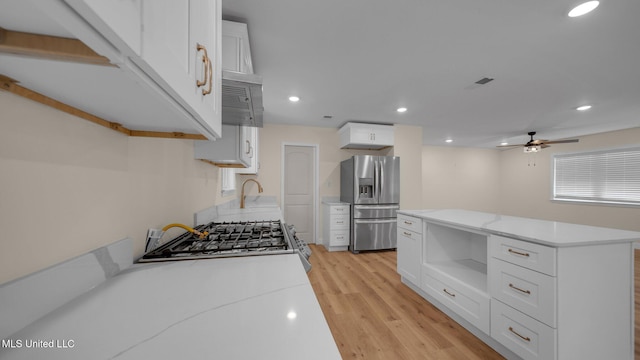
[139,220,311,271]
[340,155,400,253]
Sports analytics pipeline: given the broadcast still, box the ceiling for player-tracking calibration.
[221,0,640,148]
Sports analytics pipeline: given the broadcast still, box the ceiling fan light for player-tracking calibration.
[568,1,599,17]
[524,145,541,153]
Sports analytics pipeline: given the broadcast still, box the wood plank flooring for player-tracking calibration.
[307,245,640,360]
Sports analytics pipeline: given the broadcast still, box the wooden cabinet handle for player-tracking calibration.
[509,327,531,342]
[196,44,209,88]
[508,248,530,257]
[509,283,531,295]
[443,289,455,297]
[203,51,213,95]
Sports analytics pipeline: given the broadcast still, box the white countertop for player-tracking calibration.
[1,255,340,360]
[398,209,640,247]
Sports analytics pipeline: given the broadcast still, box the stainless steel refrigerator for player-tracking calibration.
[340,155,400,253]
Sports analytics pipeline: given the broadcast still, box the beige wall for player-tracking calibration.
[246,123,423,243]
[421,127,640,232]
[498,127,640,232]
[422,146,501,213]
[0,92,223,284]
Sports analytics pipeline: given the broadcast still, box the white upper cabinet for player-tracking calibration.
[339,122,395,149]
[221,20,253,74]
[137,0,221,139]
[2,0,222,140]
[194,124,252,168]
[63,0,142,57]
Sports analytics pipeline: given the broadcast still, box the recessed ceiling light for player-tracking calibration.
[288,96,300,102]
[396,107,407,113]
[568,1,599,17]
[576,105,592,111]
[445,139,453,143]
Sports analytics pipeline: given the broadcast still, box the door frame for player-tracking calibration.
[281,142,319,244]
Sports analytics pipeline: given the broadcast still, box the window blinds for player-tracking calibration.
[553,146,640,206]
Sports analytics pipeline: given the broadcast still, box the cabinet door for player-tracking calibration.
[371,126,394,146]
[239,126,253,166]
[140,0,221,139]
[64,0,142,56]
[221,21,253,74]
[397,227,421,285]
[350,125,374,144]
[236,127,259,174]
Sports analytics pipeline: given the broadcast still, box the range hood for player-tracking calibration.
[222,70,263,127]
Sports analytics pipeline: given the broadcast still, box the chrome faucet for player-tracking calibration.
[240,178,263,208]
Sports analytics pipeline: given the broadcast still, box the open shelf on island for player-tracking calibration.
[425,259,487,293]
[423,222,488,294]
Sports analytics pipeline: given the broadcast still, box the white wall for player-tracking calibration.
[0,92,223,284]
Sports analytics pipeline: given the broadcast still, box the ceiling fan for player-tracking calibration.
[498,132,579,153]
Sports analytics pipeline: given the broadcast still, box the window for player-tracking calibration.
[221,168,236,196]
[553,146,640,206]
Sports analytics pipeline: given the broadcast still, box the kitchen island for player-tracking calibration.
[397,209,640,360]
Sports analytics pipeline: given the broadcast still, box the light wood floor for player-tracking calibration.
[307,245,640,360]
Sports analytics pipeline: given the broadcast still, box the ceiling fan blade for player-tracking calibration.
[529,139,548,145]
[544,139,579,144]
[496,144,526,148]
[541,144,551,149]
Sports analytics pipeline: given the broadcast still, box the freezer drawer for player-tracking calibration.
[353,204,399,219]
[352,218,397,252]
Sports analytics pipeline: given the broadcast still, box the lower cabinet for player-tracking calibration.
[322,203,350,251]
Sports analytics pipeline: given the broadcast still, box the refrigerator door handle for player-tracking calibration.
[354,218,397,224]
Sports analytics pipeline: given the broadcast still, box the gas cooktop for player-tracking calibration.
[139,220,296,262]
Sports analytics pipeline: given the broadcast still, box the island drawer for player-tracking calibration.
[421,267,490,334]
[489,235,556,276]
[491,299,557,360]
[489,258,557,327]
[398,214,422,234]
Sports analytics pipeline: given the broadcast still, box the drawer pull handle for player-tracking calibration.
[403,231,412,236]
[508,327,531,342]
[508,248,530,257]
[336,221,344,224]
[443,289,455,297]
[509,283,531,295]
[404,221,413,225]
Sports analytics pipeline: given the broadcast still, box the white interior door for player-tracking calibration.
[283,145,317,244]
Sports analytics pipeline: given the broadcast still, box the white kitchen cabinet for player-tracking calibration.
[397,214,422,286]
[221,20,253,74]
[137,0,222,139]
[339,122,394,149]
[396,209,638,360]
[235,127,259,174]
[63,0,142,56]
[194,125,254,167]
[322,203,350,251]
[3,0,222,140]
